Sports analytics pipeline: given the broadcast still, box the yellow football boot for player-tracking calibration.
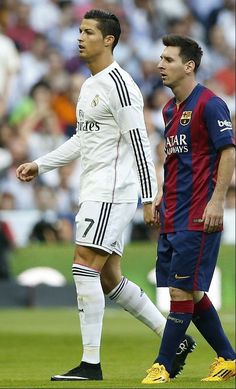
[142,363,170,384]
[201,357,235,381]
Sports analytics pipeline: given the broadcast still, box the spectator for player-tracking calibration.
[56,215,74,242]
[207,25,231,74]
[29,219,59,243]
[0,28,20,116]
[0,221,15,280]
[0,147,12,173]
[211,0,235,48]
[113,18,141,81]
[213,49,235,96]
[0,191,16,210]
[54,163,80,214]
[51,73,86,136]
[43,48,69,94]
[29,0,60,36]
[147,87,172,134]
[143,107,165,190]
[47,1,79,60]
[15,33,49,99]
[6,1,36,51]
[0,134,36,210]
[12,80,66,160]
[187,0,222,24]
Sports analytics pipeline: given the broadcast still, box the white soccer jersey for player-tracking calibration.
[35,61,157,204]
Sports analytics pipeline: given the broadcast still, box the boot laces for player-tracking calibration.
[146,364,165,378]
[210,357,223,373]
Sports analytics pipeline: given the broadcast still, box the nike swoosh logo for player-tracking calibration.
[166,119,172,127]
[175,274,191,279]
[220,127,232,132]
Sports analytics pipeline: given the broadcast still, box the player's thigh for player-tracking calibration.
[75,201,137,255]
[168,231,221,291]
[73,244,110,271]
[156,233,173,287]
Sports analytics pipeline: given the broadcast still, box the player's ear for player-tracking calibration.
[104,35,115,48]
[185,60,195,74]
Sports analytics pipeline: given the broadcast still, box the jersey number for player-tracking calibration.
[82,218,95,237]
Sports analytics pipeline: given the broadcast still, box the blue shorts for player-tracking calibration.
[156,231,221,291]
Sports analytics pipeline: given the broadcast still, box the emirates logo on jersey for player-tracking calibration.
[77,108,100,132]
[180,111,192,126]
[91,95,100,107]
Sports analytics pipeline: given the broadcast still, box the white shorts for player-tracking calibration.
[75,201,137,255]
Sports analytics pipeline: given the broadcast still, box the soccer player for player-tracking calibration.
[142,34,236,384]
[16,11,195,381]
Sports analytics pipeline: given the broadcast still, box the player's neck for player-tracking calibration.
[173,79,197,105]
[87,52,114,75]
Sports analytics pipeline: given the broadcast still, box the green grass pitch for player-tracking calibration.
[1,242,235,388]
[0,308,235,388]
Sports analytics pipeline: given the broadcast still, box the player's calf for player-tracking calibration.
[170,335,196,378]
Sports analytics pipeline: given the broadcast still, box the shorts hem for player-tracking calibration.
[75,241,122,256]
[157,281,210,291]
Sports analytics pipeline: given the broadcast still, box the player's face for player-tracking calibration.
[78,19,107,62]
[158,46,188,88]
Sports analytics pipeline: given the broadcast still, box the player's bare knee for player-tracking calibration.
[73,244,109,271]
[74,245,94,262]
[100,276,114,294]
[100,271,122,294]
[169,287,193,301]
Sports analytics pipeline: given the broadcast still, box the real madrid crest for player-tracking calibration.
[91,95,100,107]
[78,109,84,121]
[180,111,192,126]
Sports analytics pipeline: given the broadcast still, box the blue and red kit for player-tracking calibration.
[160,83,235,233]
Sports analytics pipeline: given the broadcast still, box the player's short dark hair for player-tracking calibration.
[162,34,203,72]
[84,9,121,51]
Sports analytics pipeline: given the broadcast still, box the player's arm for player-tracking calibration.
[203,97,235,233]
[203,146,235,233]
[16,133,81,182]
[121,125,157,225]
[109,83,157,224]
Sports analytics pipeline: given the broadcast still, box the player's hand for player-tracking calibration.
[16,162,39,182]
[153,191,163,229]
[143,203,155,225]
[202,199,224,233]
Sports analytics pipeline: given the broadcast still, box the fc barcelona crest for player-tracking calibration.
[180,111,192,126]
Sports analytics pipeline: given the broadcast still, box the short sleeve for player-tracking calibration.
[203,96,235,150]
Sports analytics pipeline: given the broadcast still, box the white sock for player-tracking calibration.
[72,264,105,364]
[108,277,166,336]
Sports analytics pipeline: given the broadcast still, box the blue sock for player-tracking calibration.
[193,294,235,360]
[155,300,194,373]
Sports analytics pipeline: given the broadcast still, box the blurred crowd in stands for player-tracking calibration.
[0,0,235,252]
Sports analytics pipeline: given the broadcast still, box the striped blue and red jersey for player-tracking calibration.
[160,83,235,233]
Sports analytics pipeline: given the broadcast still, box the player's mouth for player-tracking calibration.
[160,73,167,80]
[79,44,85,52]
